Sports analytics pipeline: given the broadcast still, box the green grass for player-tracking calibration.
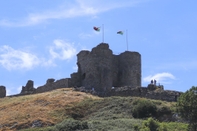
[1,89,187,131]
[161,122,188,131]
[19,118,188,131]
[19,96,187,131]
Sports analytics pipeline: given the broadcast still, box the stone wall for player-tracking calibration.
[76,43,141,92]
[5,43,142,97]
[6,43,181,102]
[117,51,141,87]
[0,86,6,98]
[35,78,71,93]
[20,80,35,95]
[98,86,181,102]
[76,44,113,92]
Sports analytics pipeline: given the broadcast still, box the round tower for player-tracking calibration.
[77,43,113,92]
[118,51,141,87]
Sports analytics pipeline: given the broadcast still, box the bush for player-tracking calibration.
[53,118,88,131]
[141,117,159,131]
[134,124,140,131]
[132,99,157,118]
[158,106,171,115]
[158,123,168,131]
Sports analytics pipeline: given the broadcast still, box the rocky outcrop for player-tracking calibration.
[20,80,35,95]
[0,86,6,98]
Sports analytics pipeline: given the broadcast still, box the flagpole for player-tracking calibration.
[102,24,104,43]
[126,29,128,51]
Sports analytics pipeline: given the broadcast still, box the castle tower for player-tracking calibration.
[77,43,113,92]
[75,43,141,92]
[117,51,141,87]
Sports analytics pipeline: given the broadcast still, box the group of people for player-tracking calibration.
[151,79,157,85]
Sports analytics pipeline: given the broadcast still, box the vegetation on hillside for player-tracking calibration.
[0,88,99,130]
[177,86,197,131]
[0,88,189,131]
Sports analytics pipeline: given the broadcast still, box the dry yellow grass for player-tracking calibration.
[0,88,100,131]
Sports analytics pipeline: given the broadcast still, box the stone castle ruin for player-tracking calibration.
[0,43,182,101]
[71,43,141,92]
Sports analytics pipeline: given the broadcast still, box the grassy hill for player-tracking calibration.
[0,88,187,131]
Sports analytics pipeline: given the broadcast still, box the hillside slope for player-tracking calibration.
[0,88,187,131]
[0,88,99,131]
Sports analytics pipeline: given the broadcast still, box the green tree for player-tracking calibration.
[177,86,197,131]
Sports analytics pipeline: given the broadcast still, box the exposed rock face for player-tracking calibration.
[73,43,141,93]
[0,86,6,98]
[20,80,35,94]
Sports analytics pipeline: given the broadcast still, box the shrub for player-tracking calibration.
[132,99,157,118]
[140,127,150,131]
[157,106,171,116]
[158,123,168,131]
[141,117,159,131]
[53,118,88,131]
[134,124,140,131]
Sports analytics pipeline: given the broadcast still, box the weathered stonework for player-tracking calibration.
[11,43,181,102]
[20,80,35,95]
[74,43,141,92]
[109,86,181,102]
[0,86,6,98]
[17,43,141,95]
[35,78,71,93]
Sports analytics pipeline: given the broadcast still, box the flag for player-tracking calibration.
[93,26,100,32]
[117,31,123,35]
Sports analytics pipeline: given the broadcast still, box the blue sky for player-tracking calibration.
[0,0,197,95]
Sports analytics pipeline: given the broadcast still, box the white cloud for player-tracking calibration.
[49,39,77,60]
[0,45,40,70]
[143,72,175,84]
[0,40,77,70]
[0,0,148,27]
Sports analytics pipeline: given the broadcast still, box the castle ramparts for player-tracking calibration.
[0,43,182,102]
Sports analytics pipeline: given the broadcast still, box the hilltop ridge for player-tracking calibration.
[0,88,186,131]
